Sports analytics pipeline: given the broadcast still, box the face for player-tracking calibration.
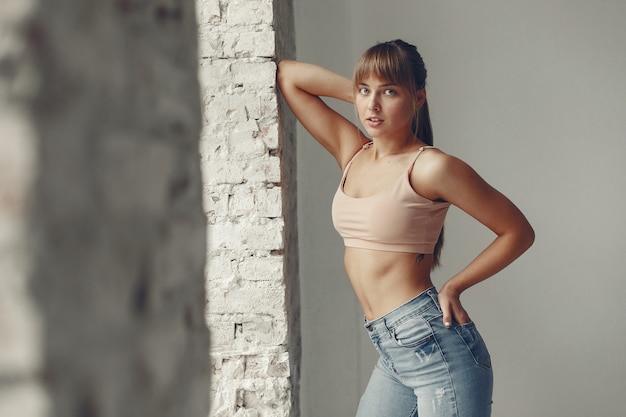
[355,74,424,142]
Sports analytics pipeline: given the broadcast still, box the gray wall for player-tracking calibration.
[294,1,626,416]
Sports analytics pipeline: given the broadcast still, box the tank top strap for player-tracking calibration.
[342,141,372,176]
[408,145,437,174]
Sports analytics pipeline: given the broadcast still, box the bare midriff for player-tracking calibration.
[344,247,435,321]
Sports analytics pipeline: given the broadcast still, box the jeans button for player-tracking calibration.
[367,325,374,332]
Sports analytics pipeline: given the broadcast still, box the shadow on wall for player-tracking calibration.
[0,1,210,416]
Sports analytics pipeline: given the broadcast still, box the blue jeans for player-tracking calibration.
[356,287,493,417]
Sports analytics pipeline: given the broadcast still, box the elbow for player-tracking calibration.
[276,59,295,88]
[502,219,535,256]
[519,222,535,253]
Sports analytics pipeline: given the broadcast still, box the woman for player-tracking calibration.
[277,39,534,417]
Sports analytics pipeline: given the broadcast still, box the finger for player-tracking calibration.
[441,304,453,328]
[437,294,453,328]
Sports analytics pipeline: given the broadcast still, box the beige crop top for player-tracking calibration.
[331,142,450,254]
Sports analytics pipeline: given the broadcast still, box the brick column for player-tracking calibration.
[197,0,299,416]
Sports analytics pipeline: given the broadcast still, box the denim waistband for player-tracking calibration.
[363,287,440,336]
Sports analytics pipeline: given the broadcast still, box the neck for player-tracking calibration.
[370,133,424,159]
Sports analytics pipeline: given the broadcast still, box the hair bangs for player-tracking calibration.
[353,43,416,91]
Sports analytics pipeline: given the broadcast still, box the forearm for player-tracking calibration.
[442,227,535,295]
[277,60,354,104]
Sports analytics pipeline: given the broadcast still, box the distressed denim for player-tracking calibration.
[356,287,493,417]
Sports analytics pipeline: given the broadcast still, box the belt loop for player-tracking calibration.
[428,288,442,313]
[383,318,394,338]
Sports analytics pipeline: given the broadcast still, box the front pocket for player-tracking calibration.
[455,322,492,370]
[390,315,435,348]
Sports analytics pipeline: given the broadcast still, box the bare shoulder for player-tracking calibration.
[416,147,465,172]
[411,147,486,201]
[337,132,371,170]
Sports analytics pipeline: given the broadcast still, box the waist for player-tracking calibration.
[344,248,434,320]
[344,247,434,278]
[364,287,440,335]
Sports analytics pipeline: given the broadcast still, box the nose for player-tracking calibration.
[367,94,380,111]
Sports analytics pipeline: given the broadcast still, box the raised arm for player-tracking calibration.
[276,60,367,168]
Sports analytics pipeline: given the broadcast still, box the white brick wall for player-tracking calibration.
[198,0,298,416]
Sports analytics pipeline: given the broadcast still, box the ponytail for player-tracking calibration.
[417,98,442,268]
[417,99,433,146]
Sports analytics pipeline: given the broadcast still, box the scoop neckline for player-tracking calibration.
[340,144,433,200]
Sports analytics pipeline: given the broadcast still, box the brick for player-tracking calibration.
[199,60,277,95]
[210,380,237,417]
[229,185,258,216]
[196,0,221,25]
[237,254,284,281]
[198,59,232,94]
[230,61,276,92]
[200,132,230,161]
[213,356,246,379]
[225,185,282,219]
[203,160,246,185]
[238,377,291,411]
[257,121,279,150]
[198,31,223,58]
[209,220,284,251]
[208,316,288,350]
[229,120,268,159]
[207,282,287,316]
[244,351,290,378]
[207,321,236,350]
[254,186,282,218]
[205,93,260,125]
[225,1,273,26]
[223,32,276,58]
[242,156,281,183]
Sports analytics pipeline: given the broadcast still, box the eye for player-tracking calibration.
[383,89,397,95]
[359,87,370,95]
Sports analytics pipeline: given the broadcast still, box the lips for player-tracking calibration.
[366,117,384,127]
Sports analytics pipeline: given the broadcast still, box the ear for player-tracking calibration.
[416,88,427,108]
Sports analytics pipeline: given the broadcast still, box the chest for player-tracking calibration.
[343,155,414,198]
